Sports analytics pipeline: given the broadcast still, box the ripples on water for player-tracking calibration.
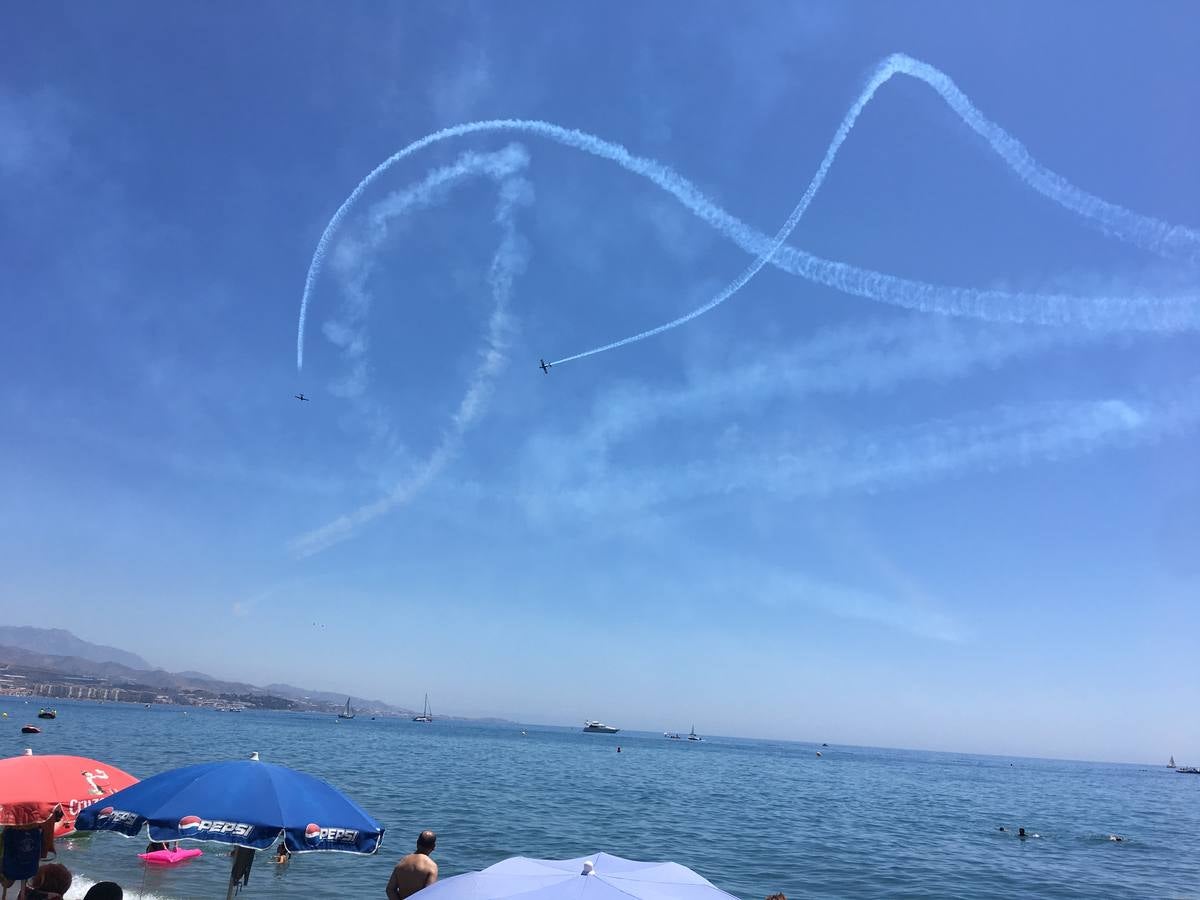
[4,700,1194,899]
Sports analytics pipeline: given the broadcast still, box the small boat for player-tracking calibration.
[1178,766,1200,775]
[412,694,433,723]
[583,720,620,734]
[21,725,41,734]
[37,709,56,720]
[664,732,682,740]
[337,697,355,720]
[687,724,702,742]
[1168,755,1176,768]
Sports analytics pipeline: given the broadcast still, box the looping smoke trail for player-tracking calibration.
[298,52,1200,370]
[321,144,530,398]
[290,149,532,557]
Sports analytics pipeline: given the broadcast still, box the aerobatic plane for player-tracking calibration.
[294,393,310,401]
[539,359,552,374]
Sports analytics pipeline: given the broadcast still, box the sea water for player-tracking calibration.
[4,699,1196,899]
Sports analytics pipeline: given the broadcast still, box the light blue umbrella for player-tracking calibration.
[415,852,739,900]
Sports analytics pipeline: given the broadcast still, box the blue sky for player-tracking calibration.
[2,2,1197,764]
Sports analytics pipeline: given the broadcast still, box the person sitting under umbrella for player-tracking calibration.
[386,831,438,900]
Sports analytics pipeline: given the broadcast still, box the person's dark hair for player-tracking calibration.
[32,863,72,894]
[417,830,437,852]
[766,894,787,900]
[83,882,124,900]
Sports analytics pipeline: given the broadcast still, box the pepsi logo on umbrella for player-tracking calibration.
[303,822,361,846]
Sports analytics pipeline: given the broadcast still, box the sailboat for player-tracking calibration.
[687,724,702,742]
[337,697,355,720]
[413,694,432,723]
[1168,755,1176,768]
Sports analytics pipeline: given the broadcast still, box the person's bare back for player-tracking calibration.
[386,831,438,900]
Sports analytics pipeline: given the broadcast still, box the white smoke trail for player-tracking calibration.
[521,380,1200,517]
[320,144,530,400]
[297,52,1200,370]
[740,386,1200,497]
[290,163,533,557]
[570,318,1077,451]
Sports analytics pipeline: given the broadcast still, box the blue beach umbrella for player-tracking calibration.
[75,752,384,897]
[415,852,740,900]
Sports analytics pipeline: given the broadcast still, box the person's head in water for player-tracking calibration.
[83,883,124,900]
[1018,828,1026,837]
[417,831,437,854]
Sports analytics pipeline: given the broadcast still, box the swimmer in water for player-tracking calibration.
[997,826,1006,832]
[1108,834,1124,842]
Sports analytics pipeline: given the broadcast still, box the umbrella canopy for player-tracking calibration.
[0,752,139,834]
[74,756,384,855]
[415,852,739,900]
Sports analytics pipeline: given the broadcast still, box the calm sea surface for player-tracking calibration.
[4,699,1197,899]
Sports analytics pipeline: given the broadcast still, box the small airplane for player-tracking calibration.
[294,393,310,402]
[539,359,552,374]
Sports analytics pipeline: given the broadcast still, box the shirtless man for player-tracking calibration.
[386,831,438,900]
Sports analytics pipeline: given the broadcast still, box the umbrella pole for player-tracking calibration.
[226,845,255,900]
[225,853,238,900]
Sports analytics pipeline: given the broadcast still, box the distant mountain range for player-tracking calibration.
[0,627,420,717]
[0,626,150,670]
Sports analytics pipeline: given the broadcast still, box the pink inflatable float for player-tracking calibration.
[139,848,203,865]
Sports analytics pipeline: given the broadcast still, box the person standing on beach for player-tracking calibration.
[386,831,438,900]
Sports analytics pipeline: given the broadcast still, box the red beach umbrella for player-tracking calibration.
[0,751,139,836]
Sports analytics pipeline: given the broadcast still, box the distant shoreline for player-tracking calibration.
[0,693,518,726]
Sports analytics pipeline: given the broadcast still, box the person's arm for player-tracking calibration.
[426,862,439,887]
[386,867,402,900]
